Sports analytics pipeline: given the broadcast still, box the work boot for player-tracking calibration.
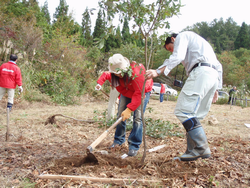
[7,102,13,112]
[128,149,138,156]
[109,142,120,149]
[176,127,211,161]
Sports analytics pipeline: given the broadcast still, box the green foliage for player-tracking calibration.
[217,49,250,89]
[52,0,79,36]
[115,26,123,48]
[33,70,82,105]
[93,110,183,139]
[92,9,105,41]
[121,17,131,44]
[81,7,93,47]
[187,17,240,53]
[215,97,228,105]
[110,43,145,63]
[41,0,51,24]
[234,22,250,50]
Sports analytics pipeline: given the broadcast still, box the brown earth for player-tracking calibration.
[0,95,249,187]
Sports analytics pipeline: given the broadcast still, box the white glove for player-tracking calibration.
[18,86,23,93]
[95,84,102,91]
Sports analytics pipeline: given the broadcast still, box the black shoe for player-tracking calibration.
[109,142,120,149]
[128,149,138,156]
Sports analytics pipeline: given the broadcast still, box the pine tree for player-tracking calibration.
[105,34,116,52]
[121,17,131,44]
[115,26,122,48]
[81,7,92,47]
[41,0,50,24]
[92,9,105,40]
[52,0,76,35]
[234,22,250,50]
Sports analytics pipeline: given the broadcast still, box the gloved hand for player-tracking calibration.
[18,86,23,93]
[121,108,132,121]
[95,84,102,91]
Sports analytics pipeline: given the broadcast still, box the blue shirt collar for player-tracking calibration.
[9,60,16,64]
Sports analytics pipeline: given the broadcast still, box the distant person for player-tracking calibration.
[146,31,223,161]
[95,54,146,157]
[160,82,165,102]
[143,78,153,112]
[228,86,237,104]
[0,54,23,111]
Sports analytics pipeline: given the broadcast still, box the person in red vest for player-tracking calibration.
[0,54,23,111]
[160,82,166,102]
[95,53,146,157]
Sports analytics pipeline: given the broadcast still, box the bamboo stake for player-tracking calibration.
[38,174,161,185]
[6,108,9,141]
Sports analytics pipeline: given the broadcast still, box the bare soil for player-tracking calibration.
[0,95,249,187]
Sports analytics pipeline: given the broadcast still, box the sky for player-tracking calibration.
[37,0,250,34]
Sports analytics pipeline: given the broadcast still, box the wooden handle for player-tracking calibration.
[100,89,119,105]
[100,89,110,98]
[87,117,122,152]
[6,108,10,141]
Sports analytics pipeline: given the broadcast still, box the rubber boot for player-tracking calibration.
[7,102,13,112]
[177,127,211,161]
[183,132,195,155]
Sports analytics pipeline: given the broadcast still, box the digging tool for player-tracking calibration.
[100,89,119,105]
[85,117,123,163]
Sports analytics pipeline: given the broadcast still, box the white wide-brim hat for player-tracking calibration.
[108,54,130,74]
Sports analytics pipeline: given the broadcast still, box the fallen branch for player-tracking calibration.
[45,114,99,125]
[38,174,161,185]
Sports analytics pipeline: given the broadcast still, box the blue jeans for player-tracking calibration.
[114,94,143,151]
[160,93,164,102]
[143,92,151,113]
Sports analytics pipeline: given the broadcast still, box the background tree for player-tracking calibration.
[41,0,51,24]
[115,26,123,49]
[121,16,131,44]
[234,22,250,50]
[92,9,105,41]
[52,0,77,35]
[81,7,92,47]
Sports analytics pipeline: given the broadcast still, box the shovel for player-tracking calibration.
[85,117,123,163]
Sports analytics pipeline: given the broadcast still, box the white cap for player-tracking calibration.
[108,54,130,74]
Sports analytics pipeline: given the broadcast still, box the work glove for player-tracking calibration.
[18,86,23,93]
[95,84,102,91]
[121,108,132,121]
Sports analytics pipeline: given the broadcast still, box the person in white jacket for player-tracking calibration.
[146,31,223,161]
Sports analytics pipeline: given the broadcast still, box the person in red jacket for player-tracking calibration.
[95,76,153,113]
[160,82,166,102]
[0,54,23,111]
[143,78,153,112]
[95,53,146,156]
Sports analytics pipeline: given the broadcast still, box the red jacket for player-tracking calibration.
[97,62,145,111]
[160,84,165,94]
[0,61,22,89]
[145,78,153,93]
